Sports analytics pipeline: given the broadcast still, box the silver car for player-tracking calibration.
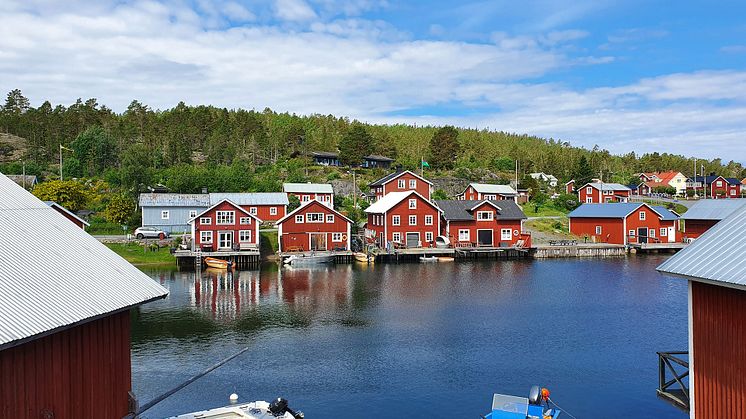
[134,226,170,240]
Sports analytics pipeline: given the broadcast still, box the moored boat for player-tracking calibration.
[483,386,562,419]
[419,256,438,262]
[284,253,335,266]
[354,252,374,264]
[437,257,455,262]
[170,397,303,419]
[204,256,232,270]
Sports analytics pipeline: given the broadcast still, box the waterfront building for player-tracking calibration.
[568,203,680,245]
[434,199,528,247]
[686,175,742,198]
[368,170,432,201]
[577,182,632,203]
[276,199,352,252]
[365,190,441,248]
[457,183,518,202]
[680,199,746,239]
[283,182,334,208]
[0,173,168,418]
[43,201,89,230]
[208,192,288,223]
[190,199,261,252]
[657,203,746,419]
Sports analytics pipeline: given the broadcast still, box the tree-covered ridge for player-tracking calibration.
[1,89,744,186]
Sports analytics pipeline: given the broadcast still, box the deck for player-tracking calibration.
[174,249,261,268]
[630,242,688,253]
[278,250,354,263]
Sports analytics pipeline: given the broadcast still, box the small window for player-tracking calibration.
[189,210,197,218]
[586,197,593,203]
[586,186,592,194]
[270,207,278,215]
[392,215,400,226]
[660,228,667,236]
[161,210,169,220]
[249,207,257,215]
[302,195,310,202]
[408,215,417,226]
[650,230,655,238]
[392,232,401,242]
[295,214,304,223]
[639,211,646,221]
[629,230,635,237]
[200,217,212,225]
[501,228,512,240]
[595,225,602,234]
[307,213,324,223]
[216,211,235,225]
[240,217,252,225]
[424,215,433,225]
[239,230,252,242]
[409,179,416,189]
[200,231,213,243]
[332,232,343,242]
[458,229,470,242]
[484,194,496,200]
[326,214,334,223]
[398,179,405,188]
[477,211,493,221]
[717,181,723,187]
[731,189,736,195]
[409,199,417,209]
[425,232,433,242]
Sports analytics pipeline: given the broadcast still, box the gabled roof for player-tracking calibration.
[365,190,441,214]
[189,199,261,223]
[43,201,90,226]
[369,170,432,187]
[462,183,517,196]
[365,154,394,162]
[275,199,353,225]
[434,200,526,221]
[657,203,746,290]
[657,171,684,183]
[565,179,575,185]
[6,174,38,187]
[689,175,739,185]
[310,151,339,158]
[139,193,211,207]
[568,203,678,220]
[283,183,334,194]
[209,192,288,206]
[681,199,746,221]
[583,182,632,192]
[0,173,168,350]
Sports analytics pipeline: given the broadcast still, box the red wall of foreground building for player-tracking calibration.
[624,206,679,244]
[683,219,717,239]
[569,217,626,244]
[237,204,286,223]
[278,201,350,252]
[380,173,431,200]
[367,195,440,248]
[691,281,746,419]
[194,201,260,251]
[0,311,132,419]
[445,219,523,247]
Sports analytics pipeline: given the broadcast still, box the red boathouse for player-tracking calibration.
[368,170,433,201]
[680,199,746,239]
[44,200,90,229]
[434,200,529,247]
[365,190,442,248]
[276,199,352,252]
[568,202,680,245]
[190,199,261,252]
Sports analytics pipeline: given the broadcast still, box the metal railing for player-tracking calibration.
[657,351,690,411]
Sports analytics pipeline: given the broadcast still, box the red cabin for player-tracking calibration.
[209,192,288,223]
[565,180,575,195]
[365,190,442,248]
[283,183,334,208]
[435,200,529,248]
[44,201,90,230]
[276,200,352,252]
[578,182,632,204]
[368,170,432,201]
[457,183,518,202]
[190,199,261,252]
[568,202,680,245]
[687,175,742,199]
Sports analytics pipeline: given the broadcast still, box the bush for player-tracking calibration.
[554,193,579,211]
[432,189,449,200]
[686,189,695,197]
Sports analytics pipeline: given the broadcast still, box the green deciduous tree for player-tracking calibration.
[32,180,90,211]
[428,126,460,169]
[105,193,136,224]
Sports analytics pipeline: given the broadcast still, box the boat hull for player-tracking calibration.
[285,254,335,265]
[204,257,232,270]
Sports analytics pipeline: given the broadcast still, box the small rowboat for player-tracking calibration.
[284,254,335,266]
[204,257,232,270]
[483,386,562,419]
[437,257,455,262]
[419,256,438,263]
[354,252,374,264]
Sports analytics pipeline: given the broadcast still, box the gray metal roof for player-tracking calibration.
[139,193,210,207]
[369,170,432,187]
[209,192,288,206]
[466,183,517,196]
[657,203,746,289]
[568,203,679,220]
[0,173,168,349]
[283,183,334,194]
[586,182,632,191]
[435,200,526,221]
[681,199,746,221]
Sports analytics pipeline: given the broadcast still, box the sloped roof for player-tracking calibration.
[690,175,739,185]
[657,203,746,290]
[681,199,746,221]
[43,201,90,226]
[657,171,683,183]
[365,191,440,214]
[139,193,211,207]
[283,183,334,194]
[464,183,517,196]
[568,203,678,220]
[275,199,353,225]
[209,192,288,206]
[189,199,261,223]
[6,174,37,187]
[365,154,394,162]
[585,182,632,192]
[434,200,526,221]
[369,170,432,187]
[0,173,168,350]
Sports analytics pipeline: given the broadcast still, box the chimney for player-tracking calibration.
[201,187,208,193]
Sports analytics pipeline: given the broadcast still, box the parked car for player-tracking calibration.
[134,226,170,240]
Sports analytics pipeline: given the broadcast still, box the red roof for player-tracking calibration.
[657,171,682,183]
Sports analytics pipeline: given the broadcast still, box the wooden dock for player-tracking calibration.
[531,243,626,258]
[174,249,261,269]
[630,242,688,254]
[374,246,528,262]
[278,250,354,263]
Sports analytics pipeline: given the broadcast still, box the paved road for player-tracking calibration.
[629,196,696,208]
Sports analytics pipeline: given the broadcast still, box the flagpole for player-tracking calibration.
[59,144,63,180]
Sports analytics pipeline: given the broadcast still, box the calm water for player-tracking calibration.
[132,257,688,418]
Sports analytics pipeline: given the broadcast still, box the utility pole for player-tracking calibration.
[22,161,26,189]
[702,164,706,199]
[352,168,357,209]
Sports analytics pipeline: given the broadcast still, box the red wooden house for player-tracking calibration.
[565,180,575,195]
[0,174,168,419]
[276,199,352,252]
[435,200,529,247]
[457,183,518,202]
[190,199,261,252]
[365,190,442,248]
[578,182,632,203]
[368,170,432,201]
[283,183,334,208]
[657,204,746,418]
[209,192,288,222]
[44,201,90,230]
[687,175,742,199]
[568,203,680,245]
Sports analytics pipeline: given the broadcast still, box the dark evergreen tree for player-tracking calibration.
[428,126,460,169]
[574,155,595,186]
[338,124,373,167]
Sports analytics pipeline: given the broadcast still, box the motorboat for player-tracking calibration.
[170,397,303,419]
[419,256,438,263]
[354,252,374,264]
[483,386,562,418]
[437,257,455,262]
[284,253,335,266]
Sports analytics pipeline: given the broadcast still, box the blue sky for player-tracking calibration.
[1,0,745,162]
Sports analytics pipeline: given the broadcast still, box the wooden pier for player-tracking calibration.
[629,242,688,254]
[531,243,626,258]
[278,250,354,264]
[374,246,529,262]
[174,249,261,269]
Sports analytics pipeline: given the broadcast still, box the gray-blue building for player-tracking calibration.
[139,193,211,233]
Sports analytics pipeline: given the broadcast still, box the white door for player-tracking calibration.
[668,227,675,243]
[218,231,233,250]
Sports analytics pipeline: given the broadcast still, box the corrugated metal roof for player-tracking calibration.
[657,203,746,288]
[43,201,90,226]
[568,203,679,220]
[209,192,288,206]
[0,173,168,349]
[587,182,632,191]
[365,191,440,214]
[467,183,517,195]
[283,183,334,194]
[434,200,526,221]
[139,193,210,207]
[681,199,746,221]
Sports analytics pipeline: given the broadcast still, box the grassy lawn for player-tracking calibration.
[636,199,688,214]
[105,242,175,265]
[260,230,279,256]
[524,217,575,237]
[520,203,569,217]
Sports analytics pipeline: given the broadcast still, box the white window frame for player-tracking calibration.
[731,189,737,196]
[332,232,343,242]
[458,229,470,242]
[240,217,252,225]
[270,207,278,215]
[302,195,310,202]
[409,179,416,189]
[650,230,655,238]
[501,228,512,241]
[189,210,197,218]
[409,199,417,209]
[425,231,433,242]
[484,194,496,200]
[249,207,257,215]
[717,180,723,187]
[586,186,592,194]
[424,215,433,226]
[595,225,602,234]
[477,211,493,221]
[238,230,252,243]
[295,214,304,223]
[660,228,667,236]
[398,179,405,188]
[408,215,417,226]
[161,210,169,220]
[326,214,334,223]
[216,211,235,225]
[392,232,401,242]
[200,231,213,243]
[200,217,212,225]
[629,230,635,237]
[639,211,646,221]
[392,215,400,226]
[586,197,593,203]
[307,212,324,223]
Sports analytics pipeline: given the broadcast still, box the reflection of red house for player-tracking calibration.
[578,182,632,203]
[44,201,89,229]
[368,170,432,201]
[568,203,680,245]
[190,199,261,252]
[435,200,529,247]
[276,200,352,252]
[365,190,441,248]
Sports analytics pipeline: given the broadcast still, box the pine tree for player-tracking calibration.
[338,124,373,167]
[574,155,595,186]
[428,126,460,169]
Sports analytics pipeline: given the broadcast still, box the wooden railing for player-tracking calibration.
[656,351,689,411]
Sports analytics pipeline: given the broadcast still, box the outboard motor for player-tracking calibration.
[528,386,542,405]
[269,398,304,418]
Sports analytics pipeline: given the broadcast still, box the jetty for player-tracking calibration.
[175,249,261,269]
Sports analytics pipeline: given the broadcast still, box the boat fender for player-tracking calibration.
[342,234,347,241]
[528,386,541,405]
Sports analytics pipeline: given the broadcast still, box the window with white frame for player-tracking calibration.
[216,211,235,225]
[392,232,401,242]
[501,228,512,240]
[731,189,737,195]
[161,210,169,220]
[660,228,667,236]
[200,231,213,243]
[484,194,496,200]
[717,180,723,187]
[409,179,416,189]
[409,199,417,209]
[392,215,400,226]
[425,231,433,242]
[424,215,433,225]
[595,225,602,234]
[586,186,592,194]
[249,207,257,215]
[307,213,324,223]
[639,211,646,220]
[270,207,277,215]
[408,215,417,225]
[586,197,593,203]
[200,217,212,225]
[239,230,252,242]
[458,229,470,241]
[189,210,197,218]
[326,214,334,223]
[398,179,405,188]
[295,214,304,223]
[240,217,252,225]
[332,232,343,242]
[629,230,635,237]
[302,195,310,202]
[650,230,655,238]
[477,211,493,221]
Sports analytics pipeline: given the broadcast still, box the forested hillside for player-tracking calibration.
[1,88,744,193]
